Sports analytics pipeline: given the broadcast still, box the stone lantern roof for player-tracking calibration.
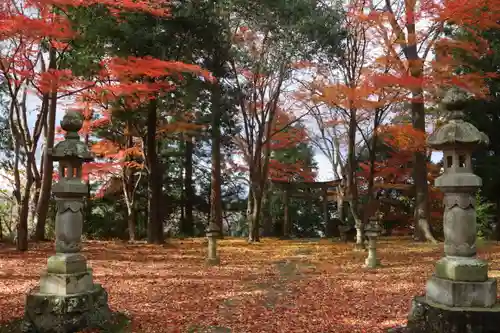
[427,87,489,150]
[50,111,93,162]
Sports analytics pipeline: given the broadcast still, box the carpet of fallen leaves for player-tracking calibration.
[1,237,500,333]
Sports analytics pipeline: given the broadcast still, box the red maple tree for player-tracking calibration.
[0,0,213,249]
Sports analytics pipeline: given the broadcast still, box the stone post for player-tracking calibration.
[22,111,110,333]
[364,215,382,268]
[396,87,500,333]
[206,222,220,265]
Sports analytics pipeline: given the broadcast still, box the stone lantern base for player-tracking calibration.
[21,284,110,333]
[20,252,111,333]
[389,296,500,333]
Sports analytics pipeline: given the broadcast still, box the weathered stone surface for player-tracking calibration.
[40,269,93,296]
[435,257,488,282]
[441,193,477,257]
[53,198,84,253]
[206,228,219,265]
[50,111,93,162]
[364,256,380,268]
[47,253,87,274]
[364,218,382,268]
[425,275,497,308]
[427,87,489,150]
[22,284,110,333]
[403,296,500,333]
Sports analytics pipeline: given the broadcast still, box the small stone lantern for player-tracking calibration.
[206,222,220,265]
[399,87,500,333]
[364,213,382,268]
[22,111,110,333]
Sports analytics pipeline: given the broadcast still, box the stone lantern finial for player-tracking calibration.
[51,111,93,163]
[428,87,489,150]
[442,86,470,120]
[61,110,83,132]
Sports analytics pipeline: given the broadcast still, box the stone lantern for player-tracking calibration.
[364,213,382,268]
[206,221,220,265]
[22,111,110,333]
[399,87,500,333]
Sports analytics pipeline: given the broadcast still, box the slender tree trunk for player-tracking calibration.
[126,204,136,241]
[337,184,346,223]
[246,186,253,225]
[123,137,137,242]
[249,183,262,242]
[411,87,437,243]
[261,189,273,237]
[182,137,194,237]
[210,74,223,238]
[403,13,437,243]
[156,140,165,240]
[30,186,40,233]
[363,112,380,226]
[347,107,363,249]
[283,187,290,238]
[143,203,148,239]
[146,98,162,244]
[84,132,92,224]
[17,152,35,251]
[34,47,57,241]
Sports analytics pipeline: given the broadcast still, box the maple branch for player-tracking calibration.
[58,81,98,99]
[229,59,253,159]
[420,23,444,61]
[384,0,408,57]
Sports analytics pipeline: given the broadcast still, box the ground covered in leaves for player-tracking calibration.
[1,238,500,333]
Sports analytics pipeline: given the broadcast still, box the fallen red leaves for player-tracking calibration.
[1,238,499,333]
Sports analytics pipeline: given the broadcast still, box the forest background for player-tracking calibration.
[1,0,500,250]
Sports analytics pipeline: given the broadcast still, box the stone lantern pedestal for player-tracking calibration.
[364,216,382,268]
[21,111,110,333]
[392,87,500,333]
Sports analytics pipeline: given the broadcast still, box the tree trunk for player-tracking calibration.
[146,98,162,244]
[347,107,363,249]
[16,153,35,251]
[84,132,92,224]
[283,188,290,238]
[182,137,194,237]
[30,186,40,235]
[210,72,223,238]
[337,185,346,223]
[34,47,57,241]
[261,190,273,237]
[404,14,437,243]
[123,158,137,241]
[248,184,262,242]
[126,204,136,241]
[246,186,253,227]
[411,88,437,243]
[363,111,380,227]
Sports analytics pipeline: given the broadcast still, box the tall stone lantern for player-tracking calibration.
[22,111,110,333]
[398,87,500,333]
